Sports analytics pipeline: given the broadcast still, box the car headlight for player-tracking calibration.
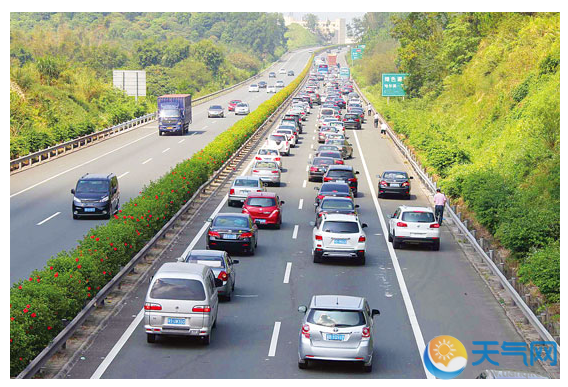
[73,197,82,203]
[99,196,109,203]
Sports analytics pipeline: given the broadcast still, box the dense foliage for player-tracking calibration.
[10,49,316,377]
[10,12,289,159]
[285,23,322,51]
[352,13,560,304]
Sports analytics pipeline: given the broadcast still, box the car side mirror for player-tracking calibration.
[298,305,307,314]
[361,223,368,228]
[280,201,285,205]
[355,204,360,208]
[214,278,223,287]
[372,309,380,317]
[410,176,414,179]
[71,189,75,194]
[176,257,185,262]
[233,260,240,264]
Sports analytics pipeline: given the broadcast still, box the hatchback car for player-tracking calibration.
[251,160,281,186]
[177,250,239,301]
[314,196,359,221]
[228,100,241,112]
[388,206,440,250]
[208,105,225,118]
[298,295,379,371]
[275,80,285,89]
[308,157,336,182]
[255,148,282,169]
[275,128,297,147]
[316,144,342,155]
[206,213,258,255]
[323,165,359,196]
[242,192,285,228]
[378,171,413,199]
[314,182,353,205]
[228,176,266,207]
[343,113,361,129]
[312,213,368,264]
[234,102,250,115]
[279,68,286,74]
[71,173,119,219]
[248,84,260,92]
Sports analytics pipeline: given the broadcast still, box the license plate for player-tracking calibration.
[241,190,250,194]
[84,208,95,212]
[256,219,266,224]
[167,318,185,325]
[390,183,400,187]
[223,234,238,240]
[167,127,173,130]
[326,333,345,341]
[333,239,348,244]
[410,233,426,237]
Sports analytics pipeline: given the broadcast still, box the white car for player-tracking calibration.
[275,80,285,89]
[228,176,266,206]
[234,102,250,115]
[274,128,297,147]
[388,206,441,250]
[267,85,276,93]
[248,84,260,92]
[312,213,368,265]
[264,133,290,156]
[255,147,282,169]
[279,68,286,74]
[327,120,345,134]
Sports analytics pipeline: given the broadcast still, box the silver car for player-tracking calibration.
[234,102,250,115]
[251,160,281,186]
[298,295,380,372]
[228,176,265,206]
[208,105,225,118]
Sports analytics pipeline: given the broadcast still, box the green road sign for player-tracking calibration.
[351,48,363,60]
[382,73,409,97]
[340,67,350,79]
[358,44,366,50]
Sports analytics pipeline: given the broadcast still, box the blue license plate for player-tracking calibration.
[167,318,185,325]
[326,333,345,341]
[84,208,96,212]
[256,219,266,224]
[333,239,348,244]
[223,234,238,240]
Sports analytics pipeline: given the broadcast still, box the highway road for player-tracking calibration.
[10,48,314,284]
[57,57,546,378]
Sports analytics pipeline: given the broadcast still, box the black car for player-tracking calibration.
[269,72,276,78]
[287,70,295,76]
[314,196,359,221]
[258,81,267,88]
[323,165,360,197]
[343,113,361,130]
[314,182,353,205]
[308,157,336,182]
[206,213,258,255]
[378,171,413,199]
[71,173,119,219]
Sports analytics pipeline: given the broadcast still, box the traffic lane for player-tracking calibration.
[353,114,546,376]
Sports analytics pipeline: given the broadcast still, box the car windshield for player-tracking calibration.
[384,172,408,179]
[402,212,435,223]
[318,146,339,152]
[76,180,109,194]
[327,170,353,178]
[150,278,206,301]
[258,149,278,156]
[308,309,366,327]
[251,84,257,87]
[321,199,354,210]
[246,197,276,207]
[234,178,259,187]
[210,105,222,110]
[186,255,225,268]
[269,135,285,142]
[237,103,247,107]
[313,158,334,166]
[321,220,360,234]
[230,100,241,104]
[213,216,249,228]
[159,109,180,118]
[255,161,277,169]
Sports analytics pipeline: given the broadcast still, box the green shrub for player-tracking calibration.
[518,240,560,303]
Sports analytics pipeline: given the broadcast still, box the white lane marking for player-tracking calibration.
[91,309,144,379]
[162,148,170,153]
[141,158,152,165]
[178,139,185,143]
[37,212,61,226]
[118,171,129,179]
[292,224,299,239]
[202,126,208,130]
[302,180,307,188]
[298,199,304,210]
[310,144,314,149]
[211,121,217,124]
[352,129,434,379]
[305,165,309,172]
[312,136,315,140]
[235,294,259,298]
[308,153,312,159]
[283,262,292,284]
[268,321,281,357]
[11,131,156,198]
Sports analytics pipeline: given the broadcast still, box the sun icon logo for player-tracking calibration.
[423,335,468,379]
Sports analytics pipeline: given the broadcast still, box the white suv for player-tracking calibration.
[388,206,441,250]
[264,133,290,156]
[312,213,368,265]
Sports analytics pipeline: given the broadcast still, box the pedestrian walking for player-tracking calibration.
[433,188,447,225]
[380,122,388,138]
[367,103,372,116]
[373,112,379,129]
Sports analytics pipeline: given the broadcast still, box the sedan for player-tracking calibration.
[208,105,225,118]
[314,196,359,221]
[325,139,353,159]
[343,113,362,129]
[229,175,266,207]
[255,147,282,169]
[234,102,250,115]
[276,80,285,89]
[228,100,241,112]
[258,81,267,88]
[323,165,359,196]
[314,182,353,205]
[251,160,281,186]
[287,70,295,76]
[317,150,344,165]
[267,85,276,93]
[318,126,340,143]
[378,171,413,199]
[177,250,239,301]
[242,192,285,229]
[249,84,260,92]
[308,157,336,182]
[206,213,258,255]
[279,68,286,74]
[269,72,276,78]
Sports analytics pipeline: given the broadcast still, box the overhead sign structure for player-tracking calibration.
[382,73,409,97]
[113,70,146,100]
[351,48,363,60]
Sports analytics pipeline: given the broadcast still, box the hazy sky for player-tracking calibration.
[284,12,365,24]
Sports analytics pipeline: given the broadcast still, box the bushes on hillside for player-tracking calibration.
[518,240,560,303]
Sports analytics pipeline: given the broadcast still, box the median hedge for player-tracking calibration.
[10,50,318,377]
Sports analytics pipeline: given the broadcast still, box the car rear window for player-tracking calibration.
[320,152,341,158]
[255,161,277,169]
[321,220,359,234]
[213,216,249,228]
[321,109,334,116]
[269,135,285,142]
[318,146,339,152]
[150,278,206,301]
[327,170,353,178]
[383,172,408,179]
[234,178,259,187]
[186,255,226,268]
[345,114,358,119]
[401,212,435,223]
[308,309,366,327]
[321,183,349,194]
[321,199,354,210]
[313,158,334,166]
[246,197,276,207]
[258,149,278,156]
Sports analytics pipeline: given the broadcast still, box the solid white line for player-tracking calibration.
[283,262,292,284]
[162,148,170,153]
[36,212,61,226]
[352,129,434,379]
[302,180,307,188]
[141,158,152,165]
[308,154,312,159]
[292,224,299,239]
[310,144,314,149]
[91,309,144,379]
[305,165,309,172]
[268,321,281,357]
[178,139,185,144]
[298,199,304,210]
[118,171,129,179]
[11,131,156,198]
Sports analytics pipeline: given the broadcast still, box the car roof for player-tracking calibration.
[246,191,277,198]
[234,175,260,181]
[399,205,434,213]
[310,295,364,310]
[321,213,360,222]
[155,262,209,278]
[79,173,113,180]
[327,165,353,171]
[187,249,225,258]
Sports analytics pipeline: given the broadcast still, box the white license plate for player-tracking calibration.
[241,190,250,194]
[333,239,348,244]
[390,183,400,187]
[223,234,238,240]
[84,208,96,212]
[410,233,426,237]
[167,318,185,325]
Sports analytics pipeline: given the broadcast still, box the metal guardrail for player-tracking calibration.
[9,52,292,174]
[352,80,560,351]
[15,50,316,379]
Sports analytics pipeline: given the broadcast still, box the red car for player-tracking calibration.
[242,192,285,229]
[228,99,241,112]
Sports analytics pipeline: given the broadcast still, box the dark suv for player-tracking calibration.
[323,165,360,197]
[71,173,119,219]
[343,113,362,129]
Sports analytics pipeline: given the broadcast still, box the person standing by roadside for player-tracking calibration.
[380,122,388,138]
[433,188,447,225]
[373,112,380,129]
[367,103,372,116]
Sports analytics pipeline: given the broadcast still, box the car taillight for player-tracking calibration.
[208,230,221,238]
[315,235,323,240]
[358,236,366,242]
[255,156,262,160]
[430,223,440,228]
[396,222,408,227]
[192,306,211,313]
[317,195,324,200]
[336,160,344,164]
[402,182,410,187]
[239,232,253,239]
[271,170,279,174]
[144,302,162,311]
[324,177,332,181]
[253,170,259,173]
[362,327,370,338]
[310,166,318,172]
[302,324,310,338]
[218,271,228,281]
[229,188,235,195]
[380,180,388,186]
[355,118,360,122]
[275,157,281,161]
[348,178,357,182]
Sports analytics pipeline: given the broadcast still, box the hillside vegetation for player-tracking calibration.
[352,13,560,305]
[10,12,288,159]
[285,23,322,50]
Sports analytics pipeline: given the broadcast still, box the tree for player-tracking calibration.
[303,13,318,33]
[192,39,224,75]
[350,18,365,43]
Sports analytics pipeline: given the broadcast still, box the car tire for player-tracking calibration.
[73,214,78,220]
[353,190,358,198]
[248,242,255,256]
[201,334,211,346]
[298,360,309,369]
[432,240,440,251]
[159,131,163,136]
[313,251,322,263]
[405,194,411,200]
[147,333,156,344]
[377,192,383,198]
[393,238,402,249]
[359,255,366,265]
[224,291,231,302]
[363,363,372,373]
[388,232,393,242]
[276,182,281,187]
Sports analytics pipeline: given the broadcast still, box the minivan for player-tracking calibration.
[144,262,223,345]
[71,173,119,219]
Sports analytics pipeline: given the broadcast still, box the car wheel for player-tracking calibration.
[406,194,411,200]
[248,242,255,256]
[201,334,211,346]
[363,363,372,373]
[159,131,163,136]
[432,240,440,251]
[224,291,231,302]
[359,255,366,265]
[147,333,156,344]
[313,251,322,263]
[213,314,217,327]
[73,214,78,220]
[377,192,382,198]
[353,190,358,198]
[393,237,402,249]
[298,360,309,369]
[388,231,393,242]
[276,182,281,187]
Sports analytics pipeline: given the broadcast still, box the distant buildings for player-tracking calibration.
[284,15,352,44]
